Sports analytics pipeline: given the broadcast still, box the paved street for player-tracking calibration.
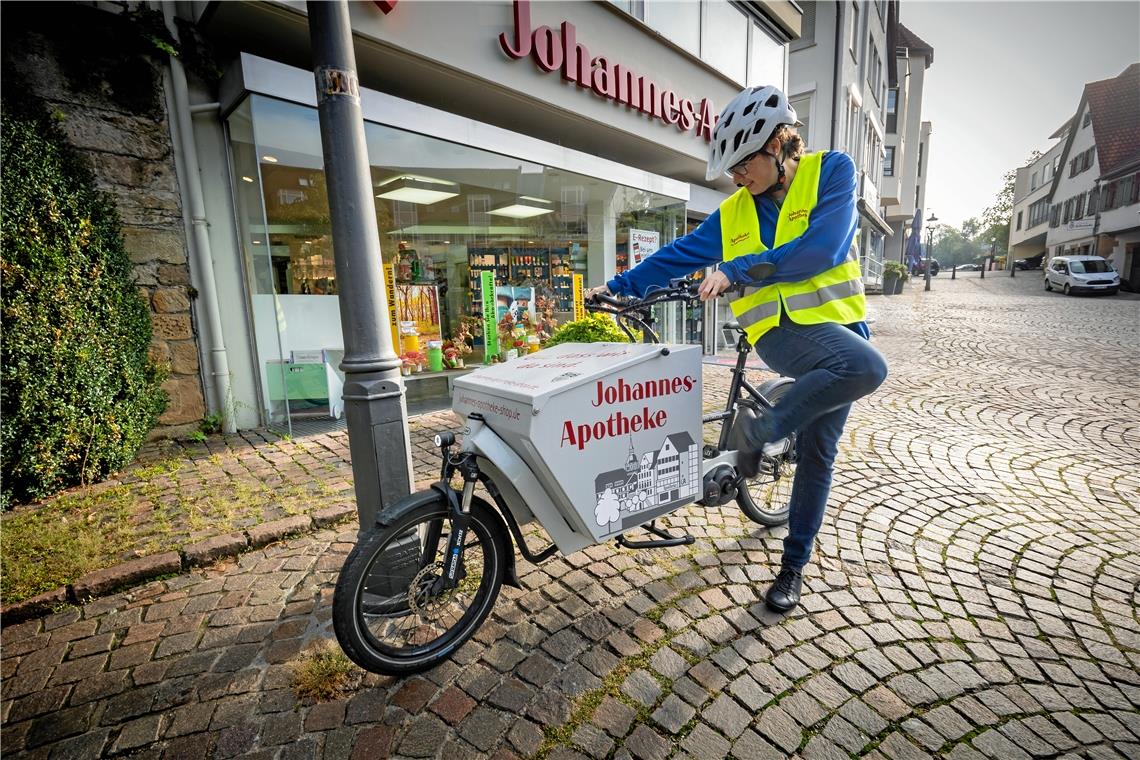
[2,275,1138,759]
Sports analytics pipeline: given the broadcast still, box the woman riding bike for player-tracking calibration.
[587,85,888,613]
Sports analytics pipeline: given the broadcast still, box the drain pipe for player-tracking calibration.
[830,0,843,150]
[161,6,235,433]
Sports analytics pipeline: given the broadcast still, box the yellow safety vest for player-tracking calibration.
[719,151,865,344]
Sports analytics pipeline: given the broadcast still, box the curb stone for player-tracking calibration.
[0,587,70,623]
[183,533,249,567]
[0,506,358,627]
[247,515,315,548]
[72,551,183,602]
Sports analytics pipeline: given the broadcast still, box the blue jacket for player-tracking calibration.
[607,151,870,339]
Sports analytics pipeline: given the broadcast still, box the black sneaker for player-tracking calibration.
[765,566,803,613]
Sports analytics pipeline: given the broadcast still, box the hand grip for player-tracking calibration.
[586,292,624,307]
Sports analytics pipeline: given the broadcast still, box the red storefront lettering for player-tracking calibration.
[498,0,714,142]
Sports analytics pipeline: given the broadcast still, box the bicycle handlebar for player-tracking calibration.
[584,262,776,314]
[584,278,701,312]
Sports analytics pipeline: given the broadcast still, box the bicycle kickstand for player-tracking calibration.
[616,520,695,549]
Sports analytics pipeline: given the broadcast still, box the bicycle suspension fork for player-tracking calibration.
[439,456,477,589]
[427,433,479,591]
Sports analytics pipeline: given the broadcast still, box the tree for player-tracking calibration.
[961,217,981,240]
[1,94,167,506]
[982,150,1043,232]
[595,487,620,527]
[933,226,980,269]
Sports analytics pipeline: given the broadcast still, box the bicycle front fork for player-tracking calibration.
[432,434,478,592]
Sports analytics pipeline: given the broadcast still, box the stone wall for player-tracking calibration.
[3,7,206,436]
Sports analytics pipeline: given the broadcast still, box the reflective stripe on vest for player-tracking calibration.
[718,151,866,344]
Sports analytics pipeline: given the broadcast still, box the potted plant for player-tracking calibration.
[882,261,908,295]
[544,313,636,347]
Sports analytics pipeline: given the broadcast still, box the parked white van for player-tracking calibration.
[1044,255,1121,296]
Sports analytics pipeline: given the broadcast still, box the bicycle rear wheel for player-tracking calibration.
[333,492,507,675]
[736,378,795,527]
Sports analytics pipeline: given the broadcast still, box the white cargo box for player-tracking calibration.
[453,342,702,544]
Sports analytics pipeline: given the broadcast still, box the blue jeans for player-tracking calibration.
[750,318,888,570]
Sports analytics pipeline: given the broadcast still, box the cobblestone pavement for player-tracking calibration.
[3,276,1138,759]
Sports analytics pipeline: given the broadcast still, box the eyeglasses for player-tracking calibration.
[726,150,763,178]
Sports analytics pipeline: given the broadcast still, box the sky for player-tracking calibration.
[899,0,1140,229]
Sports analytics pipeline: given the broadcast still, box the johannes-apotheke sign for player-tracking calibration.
[498,0,717,143]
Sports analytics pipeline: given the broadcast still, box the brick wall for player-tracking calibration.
[3,10,206,436]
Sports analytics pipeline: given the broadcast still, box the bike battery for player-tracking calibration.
[452,342,703,545]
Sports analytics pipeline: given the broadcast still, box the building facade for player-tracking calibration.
[133,0,799,432]
[880,22,933,268]
[788,1,896,287]
[1007,133,1066,267]
[1044,64,1140,287]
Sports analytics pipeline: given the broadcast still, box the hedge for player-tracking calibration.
[1,95,167,508]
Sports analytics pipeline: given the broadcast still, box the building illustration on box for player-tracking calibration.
[593,433,700,531]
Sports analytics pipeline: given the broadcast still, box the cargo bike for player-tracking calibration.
[333,269,799,675]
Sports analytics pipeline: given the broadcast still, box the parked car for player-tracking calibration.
[1044,255,1120,296]
[954,263,982,272]
[1015,256,1044,270]
[912,258,940,277]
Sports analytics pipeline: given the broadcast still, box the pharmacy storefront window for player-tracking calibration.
[228,95,685,429]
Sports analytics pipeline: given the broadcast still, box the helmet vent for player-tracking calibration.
[765,93,780,108]
[732,132,745,151]
[742,102,756,116]
[752,118,767,137]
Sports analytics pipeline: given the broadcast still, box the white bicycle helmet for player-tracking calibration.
[706,85,800,182]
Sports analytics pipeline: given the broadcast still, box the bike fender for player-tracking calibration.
[374,488,520,590]
[374,489,444,528]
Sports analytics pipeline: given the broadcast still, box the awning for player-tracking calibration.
[857,199,892,236]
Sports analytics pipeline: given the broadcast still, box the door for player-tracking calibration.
[1129,244,1140,291]
[1056,261,1070,290]
[1048,260,1065,288]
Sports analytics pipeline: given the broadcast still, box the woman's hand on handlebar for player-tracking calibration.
[698,270,732,301]
[584,284,611,301]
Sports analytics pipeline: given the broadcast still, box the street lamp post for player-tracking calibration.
[307,0,414,532]
[925,214,938,292]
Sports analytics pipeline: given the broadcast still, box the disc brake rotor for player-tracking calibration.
[406,561,455,620]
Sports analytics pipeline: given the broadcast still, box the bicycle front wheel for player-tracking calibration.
[736,378,795,527]
[332,493,507,675]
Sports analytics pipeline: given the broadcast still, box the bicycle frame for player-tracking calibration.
[703,327,777,454]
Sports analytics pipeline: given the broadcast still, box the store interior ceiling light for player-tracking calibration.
[375,175,459,205]
[489,195,554,219]
[261,155,278,163]
[390,224,533,236]
[241,176,255,183]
